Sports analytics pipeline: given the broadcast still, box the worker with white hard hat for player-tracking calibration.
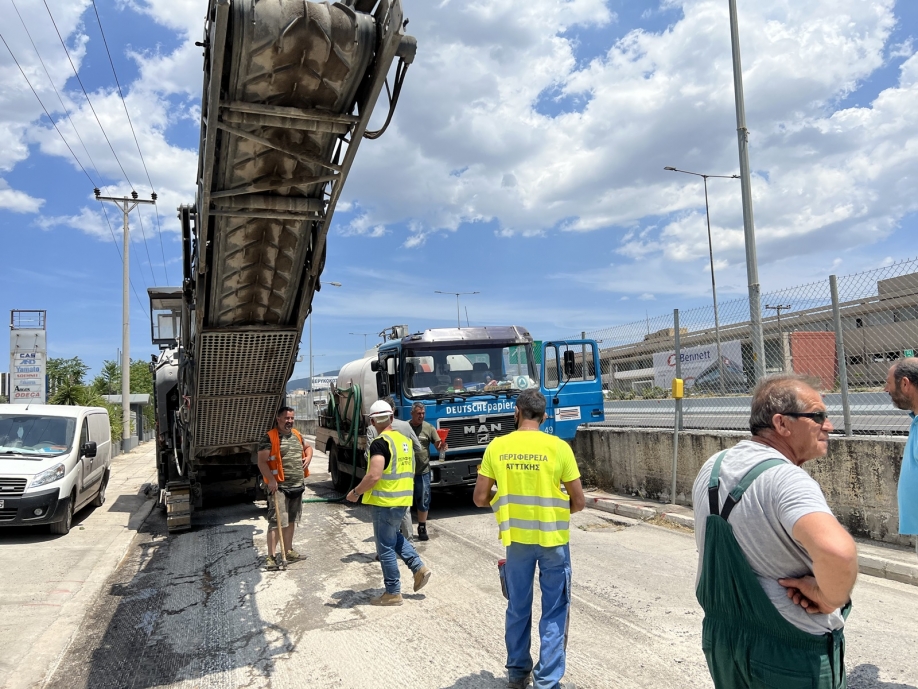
[346,399,432,605]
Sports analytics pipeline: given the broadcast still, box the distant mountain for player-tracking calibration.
[287,370,339,392]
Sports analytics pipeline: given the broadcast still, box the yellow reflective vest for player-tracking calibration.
[363,429,415,507]
[482,431,577,547]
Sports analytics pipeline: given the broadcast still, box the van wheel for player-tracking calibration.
[50,492,74,535]
[92,471,109,507]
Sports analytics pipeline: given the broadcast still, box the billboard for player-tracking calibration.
[653,340,745,391]
[10,336,47,404]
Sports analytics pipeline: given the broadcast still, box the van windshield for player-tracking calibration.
[0,415,76,458]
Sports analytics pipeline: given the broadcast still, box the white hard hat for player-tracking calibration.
[367,400,393,419]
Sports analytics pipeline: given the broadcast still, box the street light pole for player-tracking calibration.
[664,167,739,395]
[307,281,341,417]
[95,190,155,450]
[765,304,792,371]
[434,291,480,328]
[349,332,370,352]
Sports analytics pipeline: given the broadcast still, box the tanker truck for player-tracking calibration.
[315,325,604,493]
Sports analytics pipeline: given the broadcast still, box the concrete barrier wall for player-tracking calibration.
[572,427,910,546]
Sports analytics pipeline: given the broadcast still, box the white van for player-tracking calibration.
[0,404,112,535]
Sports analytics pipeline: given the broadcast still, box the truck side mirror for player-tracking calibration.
[386,358,396,376]
[563,350,576,378]
[376,371,389,398]
[370,359,381,372]
[81,441,97,458]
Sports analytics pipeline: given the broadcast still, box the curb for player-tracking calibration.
[585,494,918,588]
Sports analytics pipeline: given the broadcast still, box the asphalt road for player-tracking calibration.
[0,442,158,689]
[601,391,912,435]
[17,448,918,689]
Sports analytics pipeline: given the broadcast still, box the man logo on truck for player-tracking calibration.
[465,423,502,444]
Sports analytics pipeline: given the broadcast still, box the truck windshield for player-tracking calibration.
[0,415,76,457]
[403,343,537,398]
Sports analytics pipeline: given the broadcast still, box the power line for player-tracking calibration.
[41,0,133,188]
[134,203,159,287]
[8,0,102,186]
[0,30,96,188]
[89,0,170,285]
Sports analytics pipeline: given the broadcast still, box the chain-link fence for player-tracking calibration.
[573,257,918,435]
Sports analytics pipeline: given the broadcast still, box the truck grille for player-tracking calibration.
[0,477,27,497]
[437,414,516,451]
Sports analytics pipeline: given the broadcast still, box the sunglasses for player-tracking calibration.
[781,411,829,425]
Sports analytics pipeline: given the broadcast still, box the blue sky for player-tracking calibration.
[0,0,916,382]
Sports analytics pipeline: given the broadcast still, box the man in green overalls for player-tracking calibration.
[692,374,858,688]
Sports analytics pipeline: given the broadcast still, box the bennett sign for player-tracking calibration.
[652,340,743,389]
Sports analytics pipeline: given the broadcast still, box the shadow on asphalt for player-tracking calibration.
[849,664,918,689]
[440,670,506,688]
[44,504,292,689]
[0,483,153,543]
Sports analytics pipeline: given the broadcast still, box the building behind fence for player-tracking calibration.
[571,257,918,435]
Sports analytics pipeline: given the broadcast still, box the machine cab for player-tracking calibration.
[539,340,605,439]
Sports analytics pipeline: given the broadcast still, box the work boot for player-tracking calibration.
[413,565,432,592]
[507,674,530,689]
[264,555,278,570]
[370,592,403,606]
[417,523,429,541]
[286,549,302,562]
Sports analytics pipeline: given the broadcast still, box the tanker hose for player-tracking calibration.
[302,383,361,504]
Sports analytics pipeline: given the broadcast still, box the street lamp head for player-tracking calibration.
[328,281,342,287]
[664,166,677,171]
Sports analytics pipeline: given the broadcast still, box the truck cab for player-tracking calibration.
[319,325,604,490]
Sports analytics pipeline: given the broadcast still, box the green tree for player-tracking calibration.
[47,356,90,395]
[90,360,121,396]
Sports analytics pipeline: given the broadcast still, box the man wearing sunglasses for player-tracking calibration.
[692,374,857,689]
[885,357,918,555]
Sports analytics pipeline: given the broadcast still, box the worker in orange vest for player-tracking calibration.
[257,406,313,568]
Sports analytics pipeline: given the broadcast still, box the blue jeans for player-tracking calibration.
[413,472,431,513]
[505,543,572,689]
[371,505,424,594]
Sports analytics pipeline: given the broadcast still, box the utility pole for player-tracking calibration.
[765,304,792,371]
[728,0,766,383]
[95,190,155,450]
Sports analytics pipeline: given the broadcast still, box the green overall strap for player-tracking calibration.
[719,459,787,521]
[708,451,786,520]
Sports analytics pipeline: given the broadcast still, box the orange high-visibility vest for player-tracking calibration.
[267,428,310,481]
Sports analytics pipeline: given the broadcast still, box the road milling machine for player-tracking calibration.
[147,0,416,531]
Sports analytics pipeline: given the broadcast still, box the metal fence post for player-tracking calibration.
[672,309,682,504]
[829,275,853,437]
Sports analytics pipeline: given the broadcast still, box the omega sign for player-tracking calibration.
[465,422,501,444]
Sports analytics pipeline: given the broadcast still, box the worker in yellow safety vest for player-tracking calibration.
[474,388,584,689]
[346,399,432,605]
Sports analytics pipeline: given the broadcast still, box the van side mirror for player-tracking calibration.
[563,350,576,378]
[81,441,97,458]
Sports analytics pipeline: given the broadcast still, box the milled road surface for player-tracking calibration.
[9,445,918,689]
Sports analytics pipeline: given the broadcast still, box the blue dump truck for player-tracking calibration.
[315,325,604,492]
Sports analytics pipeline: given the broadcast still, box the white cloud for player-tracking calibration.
[336,0,914,296]
[0,179,44,212]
